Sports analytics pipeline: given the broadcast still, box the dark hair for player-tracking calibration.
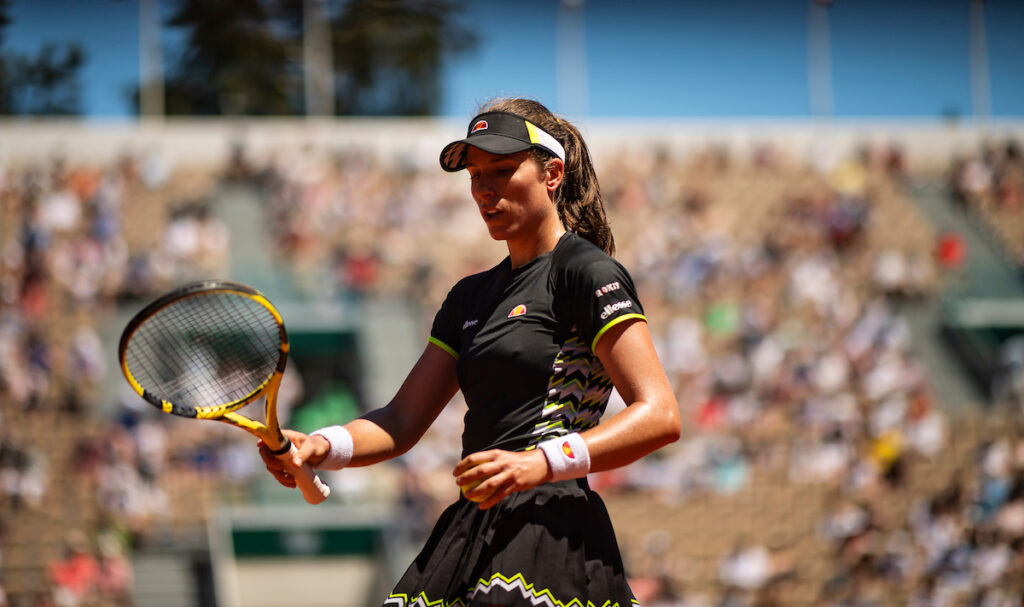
[482,98,615,256]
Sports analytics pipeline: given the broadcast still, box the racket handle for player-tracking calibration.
[278,443,331,505]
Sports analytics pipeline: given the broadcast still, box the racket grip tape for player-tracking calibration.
[277,443,331,505]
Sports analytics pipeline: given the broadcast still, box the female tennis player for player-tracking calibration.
[260,97,681,606]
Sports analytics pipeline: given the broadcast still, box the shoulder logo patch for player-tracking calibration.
[595,281,621,298]
[508,304,527,318]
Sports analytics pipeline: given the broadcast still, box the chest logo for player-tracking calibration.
[462,319,478,330]
[508,304,527,318]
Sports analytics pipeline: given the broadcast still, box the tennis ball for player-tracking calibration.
[460,479,486,502]
[458,465,490,502]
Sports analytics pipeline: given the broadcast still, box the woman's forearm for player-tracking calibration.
[343,407,422,467]
[332,343,460,468]
[581,395,681,473]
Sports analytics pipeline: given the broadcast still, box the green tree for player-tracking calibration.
[7,44,85,115]
[162,0,295,115]
[328,0,477,115]
[157,0,476,116]
[0,0,86,116]
[0,0,11,113]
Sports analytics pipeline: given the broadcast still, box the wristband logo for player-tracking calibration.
[562,441,576,459]
[508,304,527,318]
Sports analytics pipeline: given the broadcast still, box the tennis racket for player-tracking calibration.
[118,280,330,505]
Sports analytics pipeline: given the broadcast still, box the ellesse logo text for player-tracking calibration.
[599,300,633,319]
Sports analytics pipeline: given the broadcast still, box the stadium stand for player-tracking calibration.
[949,140,1024,270]
[0,123,1022,607]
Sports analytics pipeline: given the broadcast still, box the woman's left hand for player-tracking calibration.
[453,449,552,509]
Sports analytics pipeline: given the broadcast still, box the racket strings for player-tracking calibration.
[124,292,282,412]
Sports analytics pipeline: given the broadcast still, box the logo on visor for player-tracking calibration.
[471,120,488,133]
[508,304,527,318]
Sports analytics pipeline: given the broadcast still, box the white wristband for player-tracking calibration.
[309,425,354,469]
[537,432,591,482]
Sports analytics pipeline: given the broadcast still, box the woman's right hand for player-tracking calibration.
[258,429,330,488]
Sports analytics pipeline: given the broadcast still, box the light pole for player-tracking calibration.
[557,0,588,118]
[808,0,834,118]
[969,0,991,120]
[139,0,164,119]
[304,0,335,117]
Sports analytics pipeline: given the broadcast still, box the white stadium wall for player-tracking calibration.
[2,117,1023,172]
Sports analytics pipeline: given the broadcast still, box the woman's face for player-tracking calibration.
[465,146,559,243]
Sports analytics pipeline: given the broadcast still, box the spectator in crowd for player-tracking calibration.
[719,536,774,592]
[96,532,133,603]
[48,530,99,607]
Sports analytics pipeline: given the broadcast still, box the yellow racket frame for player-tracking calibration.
[118,280,329,504]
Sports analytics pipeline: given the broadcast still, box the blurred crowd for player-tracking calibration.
[0,150,230,606]
[949,139,1024,268]
[812,424,1024,607]
[596,144,943,499]
[1,132,1022,606]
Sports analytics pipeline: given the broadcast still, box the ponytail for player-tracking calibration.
[481,98,615,257]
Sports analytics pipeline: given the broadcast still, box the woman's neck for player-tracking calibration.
[508,226,566,269]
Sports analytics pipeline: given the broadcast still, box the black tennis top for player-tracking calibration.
[429,232,646,457]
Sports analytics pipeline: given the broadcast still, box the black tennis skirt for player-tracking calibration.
[383,478,639,607]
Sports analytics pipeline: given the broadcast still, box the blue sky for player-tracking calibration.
[4,0,141,117]
[4,0,1023,119]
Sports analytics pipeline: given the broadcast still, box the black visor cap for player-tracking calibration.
[440,111,550,172]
